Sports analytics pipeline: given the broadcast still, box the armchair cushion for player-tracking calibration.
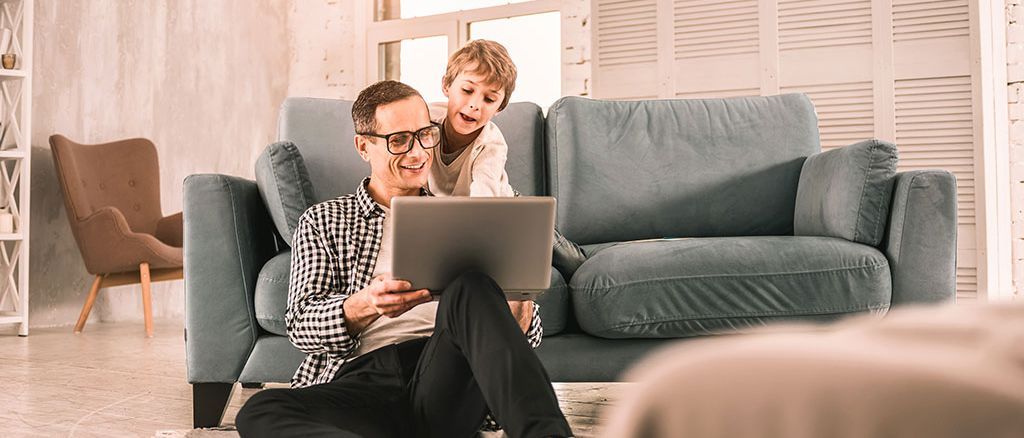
[255,141,317,246]
[570,236,891,339]
[155,212,183,247]
[76,206,182,274]
[794,139,898,246]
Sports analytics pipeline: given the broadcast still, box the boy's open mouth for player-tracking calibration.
[459,113,477,123]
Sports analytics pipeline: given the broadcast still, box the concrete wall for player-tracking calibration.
[23,0,589,329]
[28,0,289,328]
[287,0,356,99]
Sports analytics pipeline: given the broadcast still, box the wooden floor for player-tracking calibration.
[0,321,627,437]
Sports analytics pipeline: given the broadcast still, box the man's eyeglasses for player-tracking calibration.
[357,123,442,155]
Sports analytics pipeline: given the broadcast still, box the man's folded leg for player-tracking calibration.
[236,346,412,438]
[409,271,572,438]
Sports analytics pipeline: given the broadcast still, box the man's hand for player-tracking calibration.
[362,274,433,317]
[508,300,534,334]
[343,274,432,335]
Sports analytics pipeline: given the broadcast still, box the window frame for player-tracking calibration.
[355,0,561,92]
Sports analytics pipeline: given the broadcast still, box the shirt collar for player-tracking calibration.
[355,177,433,219]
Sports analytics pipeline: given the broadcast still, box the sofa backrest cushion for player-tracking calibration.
[545,94,820,245]
[255,141,317,246]
[276,97,548,201]
[493,102,546,195]
[277,98,363,203]
[793,139,898,246]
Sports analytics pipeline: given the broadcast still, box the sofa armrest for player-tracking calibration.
[883,170,957,306]
[184,174,280,383]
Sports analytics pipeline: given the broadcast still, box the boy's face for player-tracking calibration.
[442,69,505,135]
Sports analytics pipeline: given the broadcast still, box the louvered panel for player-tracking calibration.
[894,75,974,225]
[673,0,757,59]
[615,95,660,101]
[779,0,871,51]
[674,87,760,98]
[893,0,969,42]
[782,82,873,151]
[596,0,658,67]
[956,266,978,302]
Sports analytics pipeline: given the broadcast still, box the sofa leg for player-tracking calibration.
[240,382,264,389]
[193,383,234,428]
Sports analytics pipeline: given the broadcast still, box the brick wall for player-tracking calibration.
[1009,0,1024,298]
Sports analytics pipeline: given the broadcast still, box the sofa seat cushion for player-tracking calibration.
[535,268,570,336]
[255,250,572,337]
[255,251,292,336]
[570,236,891,339]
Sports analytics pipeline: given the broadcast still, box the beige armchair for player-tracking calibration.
[49,135,183,337]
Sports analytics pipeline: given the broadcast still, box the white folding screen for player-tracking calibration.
[592,0,982,301]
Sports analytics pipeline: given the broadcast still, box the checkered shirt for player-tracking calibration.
[286,177,545,392]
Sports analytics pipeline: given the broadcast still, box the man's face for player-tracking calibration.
[442,68,505,135]
[356,96,434,193]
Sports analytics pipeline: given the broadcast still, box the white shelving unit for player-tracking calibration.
[0,0,31,336]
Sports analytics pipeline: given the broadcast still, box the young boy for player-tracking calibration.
[427,39,516,198]
[427,39,587,278]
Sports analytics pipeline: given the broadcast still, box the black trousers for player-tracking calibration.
[235,271,572,438]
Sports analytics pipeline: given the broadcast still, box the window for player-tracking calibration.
[376,0,534,20]
[469,12,560,108]
[362,0,561,109]
[380,36,450,104]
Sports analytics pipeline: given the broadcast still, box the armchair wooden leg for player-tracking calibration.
[193,383,234,428]
[140,262,153,338]
[73,275,104,334]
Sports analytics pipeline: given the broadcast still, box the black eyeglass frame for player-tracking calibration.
[357,122,442,155]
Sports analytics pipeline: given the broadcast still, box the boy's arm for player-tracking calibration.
[468,127,517,197]
[285,212,359,358]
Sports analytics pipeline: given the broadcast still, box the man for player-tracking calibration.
[235,80,573,438]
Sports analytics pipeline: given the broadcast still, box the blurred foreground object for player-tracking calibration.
[603,303,1024,438]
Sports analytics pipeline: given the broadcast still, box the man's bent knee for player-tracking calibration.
[236,389,289,431]
[442,270,503,303]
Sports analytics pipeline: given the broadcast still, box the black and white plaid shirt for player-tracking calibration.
[286,177,544,391]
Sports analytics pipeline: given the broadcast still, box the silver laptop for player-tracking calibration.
[391,196,556,300]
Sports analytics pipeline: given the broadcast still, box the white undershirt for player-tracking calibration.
[352,205,438,358]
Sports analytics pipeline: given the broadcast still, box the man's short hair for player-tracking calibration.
[442,39,517,111]
[352,80,423,134]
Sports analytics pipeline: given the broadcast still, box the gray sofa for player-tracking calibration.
[183,94,957,427]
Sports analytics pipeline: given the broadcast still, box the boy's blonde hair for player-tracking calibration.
[442,39,517,111]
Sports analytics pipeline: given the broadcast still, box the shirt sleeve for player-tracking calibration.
[285,212,359,358]
[526,301,544,349]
